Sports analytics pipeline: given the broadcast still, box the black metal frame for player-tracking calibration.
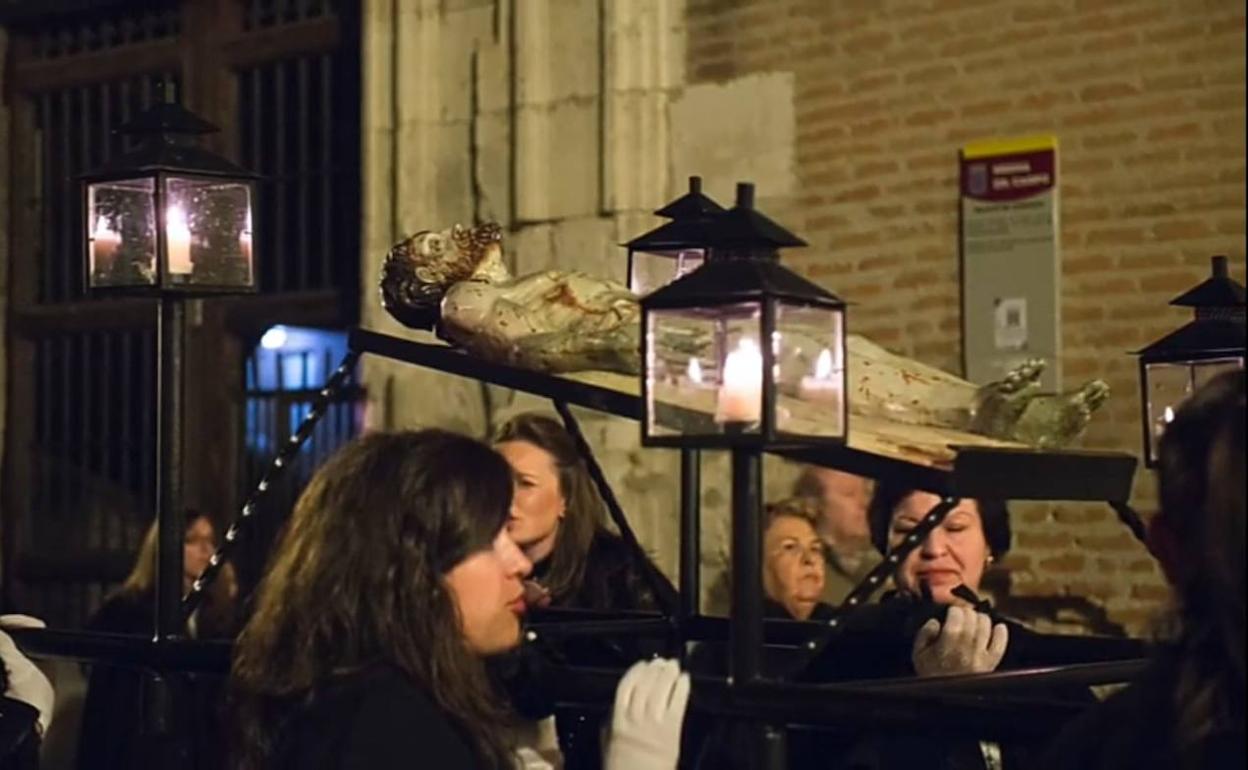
[155,296,186,640]
[10,327,1153,769]
[338,329,1150,767]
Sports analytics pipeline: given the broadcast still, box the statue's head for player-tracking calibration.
[380,222,510,329]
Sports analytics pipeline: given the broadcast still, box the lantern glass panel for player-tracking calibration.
[629,248,705,296]
[87,177,157,288]
[1146,356,1244,462]
[1144,361,1191,460]
[1192,356,1243,389]
[774,301,845,439]
[646,302,764,439]
[163,175,254,287]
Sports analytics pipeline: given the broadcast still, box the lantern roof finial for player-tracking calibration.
[1137,256,1246,360]
[1170,255,1245,310]
[653,175,725,220]
[82,97,255,180]
[708,181,807,253]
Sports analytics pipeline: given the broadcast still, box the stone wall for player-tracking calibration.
[358,0,728,600]
[358,0,1246,630]
[684,0,1246,632]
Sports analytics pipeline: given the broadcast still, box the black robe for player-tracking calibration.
[1040,649,1245,770]
[268,665,484,770]
[0,696,39,770]
[75,593,230,770]
[505,531,675,770]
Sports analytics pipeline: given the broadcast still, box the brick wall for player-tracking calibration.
[686,0,1246,633]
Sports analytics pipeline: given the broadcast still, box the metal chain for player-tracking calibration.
[180,350,361,620]
[806,496,960,651]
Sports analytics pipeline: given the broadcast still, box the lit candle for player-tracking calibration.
[686,357,704,385]
[716,338,763,423]
[90,217,121,276]
[166,205,193,275]
[799,348,842,410]
[1154,404,1177,438]
[239,210,253,264]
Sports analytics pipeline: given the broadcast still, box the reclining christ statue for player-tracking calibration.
[380,222,1109,448]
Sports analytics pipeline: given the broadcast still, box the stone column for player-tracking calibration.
[358,0,710,595]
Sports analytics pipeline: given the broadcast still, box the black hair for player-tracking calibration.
[867,482,1011,558]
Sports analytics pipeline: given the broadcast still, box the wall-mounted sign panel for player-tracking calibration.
[960,135,1060,391]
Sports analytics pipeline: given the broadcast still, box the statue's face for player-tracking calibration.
[404,222,509,287]
[409,228,451,262]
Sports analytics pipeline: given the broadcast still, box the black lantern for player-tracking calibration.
[81,95,258,294]
[624,175,724,295]
[77,91,263,641]
[1136,255,1245,466]
[640,182,847,448]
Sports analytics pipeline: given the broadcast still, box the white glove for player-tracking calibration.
[0,614,56,736]
[515,747,556,769]
[911,605,1009,678]
[604,658,690,770]
[513,715,561,769]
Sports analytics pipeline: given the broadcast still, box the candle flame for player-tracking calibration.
[814,348,834,379]
[1163,406,1175,424]
[166,205,190,234]
[723,338,763,385]
[687,357,703,384]
[93,217,117,239]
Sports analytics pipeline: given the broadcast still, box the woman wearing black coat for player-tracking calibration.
[76,510,236,770]
[493,413,676,768]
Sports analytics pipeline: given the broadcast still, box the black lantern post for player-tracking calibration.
[80,93,260,641]
[624,175,724,295]
[640,184,845,770]
[1135,255,1245,466]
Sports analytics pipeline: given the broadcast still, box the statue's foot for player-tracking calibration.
[995,358,1047,395]
[970,358,1046,438]
[1010,379,1111,448]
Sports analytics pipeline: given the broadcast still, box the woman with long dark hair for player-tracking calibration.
[229,430,529,769]
[491,414,677,768]
[1044,369,1245,769]
[228,428,690,770]
[493,413,672,613]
